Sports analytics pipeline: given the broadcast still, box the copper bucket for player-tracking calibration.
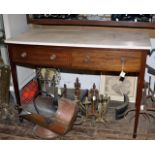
[20,98,78,136]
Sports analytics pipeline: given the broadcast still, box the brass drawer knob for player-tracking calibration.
[84,55,91,63]
[21,52,27,58]
[121,57,126,64]
[50,54,56,61]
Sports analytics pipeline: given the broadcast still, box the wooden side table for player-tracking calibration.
[5,26,151,138]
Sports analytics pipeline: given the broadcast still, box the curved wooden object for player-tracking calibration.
[21,98,78,135]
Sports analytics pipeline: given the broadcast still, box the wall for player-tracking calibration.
[0,14,7,64]
[3,14,36,89]
[145,39,155,90]
[3,14,28,39]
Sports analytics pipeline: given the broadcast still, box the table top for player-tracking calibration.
[5,26,151,50]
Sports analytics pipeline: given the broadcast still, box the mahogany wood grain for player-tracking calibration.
[10,44,142,72]
[133,51,147,138]
[71,48,142,72]
[8,46,21,107]
[10,45,71,68]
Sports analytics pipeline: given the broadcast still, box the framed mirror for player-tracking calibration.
[27,14,155,29]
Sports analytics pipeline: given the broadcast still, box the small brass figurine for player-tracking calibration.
[74,77,81,101]
[83,96,91,118]
[74,78,86,114]
[96,94,110,123]
[89,83,99,115]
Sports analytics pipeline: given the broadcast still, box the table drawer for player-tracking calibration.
[71,48,142,72]
[11,45,71,67]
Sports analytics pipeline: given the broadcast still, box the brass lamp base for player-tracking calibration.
[33,125,59,139]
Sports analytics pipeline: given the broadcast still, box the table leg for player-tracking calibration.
[8,47,21,108]
[10,64,21,107]
[133,52,147,138]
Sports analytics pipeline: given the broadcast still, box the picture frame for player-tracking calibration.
[99,75,138,103]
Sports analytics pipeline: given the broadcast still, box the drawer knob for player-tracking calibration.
[84,55,91,63]
[121,57,126,64]
[50,54,56,61]
[21,52,27,58]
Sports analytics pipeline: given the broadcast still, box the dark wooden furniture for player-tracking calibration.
[5,26,150,138]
